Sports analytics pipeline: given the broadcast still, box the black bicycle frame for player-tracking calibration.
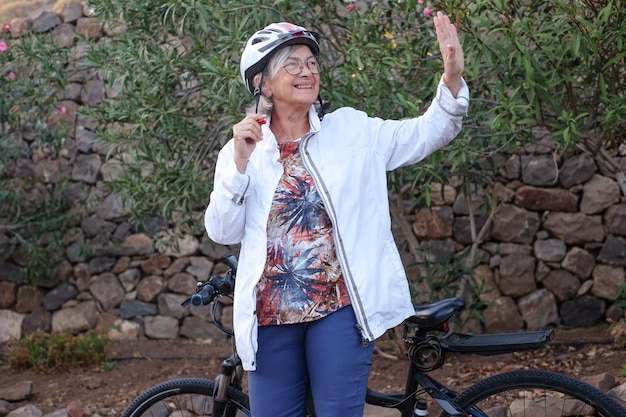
[365,358,467,417]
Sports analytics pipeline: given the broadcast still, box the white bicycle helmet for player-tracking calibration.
[240,22,320,95]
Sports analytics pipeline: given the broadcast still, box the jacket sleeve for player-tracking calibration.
[375,76,470,170]
[204,139,251,245]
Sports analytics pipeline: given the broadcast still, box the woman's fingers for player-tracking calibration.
[435,14,463,70]
[232,114,266,168]
[233,115,265,143]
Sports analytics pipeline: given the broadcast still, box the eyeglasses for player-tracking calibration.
[282,57,320,75]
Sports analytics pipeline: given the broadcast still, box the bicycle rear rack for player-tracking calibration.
[441,329,555,356]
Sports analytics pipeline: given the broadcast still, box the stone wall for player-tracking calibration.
[1,4,625,344]
[408,149,626,333]
[0,0,80,26]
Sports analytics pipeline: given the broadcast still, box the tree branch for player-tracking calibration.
[0,224,24,233]
[578,142,626,197]
[457,182,500,299]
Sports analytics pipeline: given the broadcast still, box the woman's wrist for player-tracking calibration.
[443,73,461,98]
[234,157,248,174]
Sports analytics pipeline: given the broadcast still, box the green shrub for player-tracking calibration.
[0,29,74,286]
[3,0,625,296]
[7,331,112,372]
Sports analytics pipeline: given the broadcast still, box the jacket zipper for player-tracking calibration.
[299,134,373,345]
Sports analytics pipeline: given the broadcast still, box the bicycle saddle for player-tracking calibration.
[404,297,465,329]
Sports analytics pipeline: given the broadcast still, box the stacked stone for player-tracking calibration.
[0,5,625,343]
[407,145,626,333]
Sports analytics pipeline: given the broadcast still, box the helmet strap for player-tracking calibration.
[253,72,266,114]
[317,94,329,121]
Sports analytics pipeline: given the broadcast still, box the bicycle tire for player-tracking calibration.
[121,378,251,417]
[450,369,625,417]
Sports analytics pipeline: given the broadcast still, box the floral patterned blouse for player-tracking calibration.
[256,139,351,326]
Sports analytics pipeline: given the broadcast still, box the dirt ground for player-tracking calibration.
[1,324,625,417]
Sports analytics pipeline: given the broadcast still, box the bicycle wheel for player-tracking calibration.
[122,378,251,417]
[450,370,625,417]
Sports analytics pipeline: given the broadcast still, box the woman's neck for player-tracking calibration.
[270,109,310,144]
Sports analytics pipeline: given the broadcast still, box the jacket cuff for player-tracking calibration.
[221,160,251,205]
[436,76,469,117]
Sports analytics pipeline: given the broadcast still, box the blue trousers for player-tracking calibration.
[247,306,375,417]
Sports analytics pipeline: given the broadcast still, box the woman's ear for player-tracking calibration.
[252,73,261,89]
[253,73,272,98]
[262,84,272,98]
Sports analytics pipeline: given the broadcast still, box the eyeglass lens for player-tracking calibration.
[283,58,319,75]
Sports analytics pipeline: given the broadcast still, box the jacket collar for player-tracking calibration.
[261,104,320,157]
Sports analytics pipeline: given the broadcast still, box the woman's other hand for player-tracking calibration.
[232,114,266,173]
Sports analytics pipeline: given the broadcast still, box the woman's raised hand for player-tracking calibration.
[433,11,464,98]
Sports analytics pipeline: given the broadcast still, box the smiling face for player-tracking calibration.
[262,45,320,112]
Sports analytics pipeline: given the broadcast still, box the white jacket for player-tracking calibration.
[205,78,469,370]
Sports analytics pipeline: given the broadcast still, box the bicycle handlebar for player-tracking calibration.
[181,254,237,308]
[189,285,215,306]
[222,253,238,275]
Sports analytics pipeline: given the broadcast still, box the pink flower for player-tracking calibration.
[346,5,355,12]
[418,0,424,3]
[59,105,67,115]
[424,7,434,18]
[3,24,10,32]
[8,72,15,80]
[0,41,8,52]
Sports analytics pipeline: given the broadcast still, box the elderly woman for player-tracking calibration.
[205,12,469,417]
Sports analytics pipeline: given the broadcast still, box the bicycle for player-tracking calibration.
[121,254,626,417]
